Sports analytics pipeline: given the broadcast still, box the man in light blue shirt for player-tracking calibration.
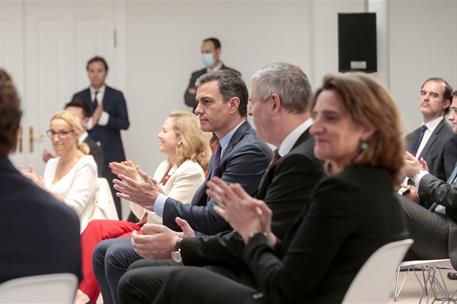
[93,70,272,304]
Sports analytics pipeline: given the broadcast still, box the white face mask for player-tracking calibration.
[201,53,215,68]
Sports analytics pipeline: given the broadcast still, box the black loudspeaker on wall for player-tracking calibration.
[338,12,377,73]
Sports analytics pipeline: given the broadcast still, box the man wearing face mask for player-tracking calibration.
[184,37,240,112]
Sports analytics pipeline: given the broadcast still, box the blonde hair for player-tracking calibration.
[50,111,89,155]
[168,111,211,170]
[309,73,405,185]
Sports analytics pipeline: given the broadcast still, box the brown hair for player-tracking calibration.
[50,111,89,155]
[0,69,22,156]
[309,73,405,185]
[168,111,211,170]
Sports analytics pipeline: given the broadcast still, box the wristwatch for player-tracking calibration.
[171,239,183,264]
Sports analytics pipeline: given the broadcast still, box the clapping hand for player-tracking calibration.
[20,164,45,189]
[131,217,195,259]
[110,160,142,182]
[206,177,276,246]
[113,168,160,210]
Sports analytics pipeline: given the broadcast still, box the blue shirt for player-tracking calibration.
[153,120,246,217]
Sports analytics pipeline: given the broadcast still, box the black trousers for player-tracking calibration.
[119,259,264,304]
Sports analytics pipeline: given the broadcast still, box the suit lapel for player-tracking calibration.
[191,121,251,205]
[220,121,250,163]
[419,119,444,158]
[406,128,420,152]
[256,129,311,199]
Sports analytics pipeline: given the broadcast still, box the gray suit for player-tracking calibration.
[401,172,457,269]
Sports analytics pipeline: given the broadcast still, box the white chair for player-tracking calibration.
[92,177,119,221]
[394,258,456,303]
[342,238,413,304]
[0,273,77,303]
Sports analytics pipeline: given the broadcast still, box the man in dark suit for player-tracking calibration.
[0,68,81,283]
[117,63,325,303]
[402,90,457,270]
[92,70,272,304]
[405,77,456,181]
[184,37,240,112]
[72,56,129,218]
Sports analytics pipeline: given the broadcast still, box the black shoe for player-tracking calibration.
[447,272,457,280]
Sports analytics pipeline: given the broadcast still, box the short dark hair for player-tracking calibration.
[453,90,457,98]
[203,37,221,49]
[86,56,109,72]
[0,69,22,156]
[421,77,453,115]
[65,99,91,118]
[196,70,248,117]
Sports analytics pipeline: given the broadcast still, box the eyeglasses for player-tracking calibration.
[46,129,74,139]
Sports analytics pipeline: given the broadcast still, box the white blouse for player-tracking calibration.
[44,155,97,230]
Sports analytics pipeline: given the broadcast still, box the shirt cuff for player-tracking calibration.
[87,117,94,130]
[154,193,168,217]
[98,111,109,126]
[414,170,429,188]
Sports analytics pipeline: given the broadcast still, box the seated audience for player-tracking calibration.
[118,62,324,304]
[0,68,81,282]
[23,111,98,231]
[124,72,409,304]
[402,90,457,270]
[93,70,272,304]
[74,111,211,304]
[43,99,105,177]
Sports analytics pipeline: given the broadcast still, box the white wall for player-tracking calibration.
[388,0,457,132]
[3,0,457,177]
[123,0,365,175]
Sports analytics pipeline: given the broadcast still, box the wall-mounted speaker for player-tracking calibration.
[338,13,377,73]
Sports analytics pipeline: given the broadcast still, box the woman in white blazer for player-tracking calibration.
[75,111,211,304]
[23,111,97,231]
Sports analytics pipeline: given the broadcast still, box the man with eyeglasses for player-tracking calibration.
[43,100,104,177]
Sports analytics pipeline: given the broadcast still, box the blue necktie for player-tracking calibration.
[429,164,457,211]
[411,125,427,156]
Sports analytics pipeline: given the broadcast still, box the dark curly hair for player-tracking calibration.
[0,69,22,155]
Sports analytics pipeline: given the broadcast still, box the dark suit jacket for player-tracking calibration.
[418,172,457,268]
[406,119,456,181]
[162,121,272,235]
[72,86,129,177]
[240,166,408,304]
[0,156,82,283]
[84,135,104,177]
[184,64,240,111]
[181,130,323,267]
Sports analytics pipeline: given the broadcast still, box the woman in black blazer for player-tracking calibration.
[151,73,409,304]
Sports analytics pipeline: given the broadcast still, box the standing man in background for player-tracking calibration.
[184,37,240,112]
[72,56,130,219]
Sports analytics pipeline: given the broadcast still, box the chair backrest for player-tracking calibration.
[92,177,119,221]
[342,238,413,304]
[0,273,77,303]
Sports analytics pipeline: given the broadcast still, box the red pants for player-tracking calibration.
[79,219,141,303]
